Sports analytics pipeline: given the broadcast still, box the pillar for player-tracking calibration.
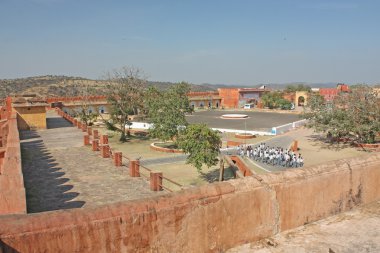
[93,130,99,139]
[292,140,298,152]
[82,124,87,132]
[87,127,92,135]
[101,145,110,158]
[150,171,163,191]
[114,152,122,167]
[92,139,99,151]
[100,135,108,145]
[129,160,140,177]
[83,135,90,146]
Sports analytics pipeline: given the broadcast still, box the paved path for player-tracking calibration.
[21,111,163,213]
[223,135,295,172]
[140,135,294,173]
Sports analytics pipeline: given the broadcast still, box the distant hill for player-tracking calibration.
[1,76,377,99]
[0,76,225,99]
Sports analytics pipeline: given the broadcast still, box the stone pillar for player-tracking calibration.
[100,135,108,145]
[92,139,99,151]
[87,127,92,135]
[83,135,90,146]
[129,160,140,177]
[150,171,163,191]
[93,130,99,139]
[292,140,298,152]
[114,152,122,167]
[101,145,110,158]
[82,124,87,132]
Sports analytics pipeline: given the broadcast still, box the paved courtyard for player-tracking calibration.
[186,110,301,132]
[20,111,163,213]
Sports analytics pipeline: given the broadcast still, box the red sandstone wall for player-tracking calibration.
[0,112,26,215]
[218,88,240,108]
[230,155,253,176]
[0,154,379,252]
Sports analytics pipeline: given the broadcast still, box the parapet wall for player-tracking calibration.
[0,112,26,215]
[0,154,379,252]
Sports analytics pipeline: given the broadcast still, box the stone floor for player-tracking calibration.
[227,201,380,253]
[20,111,164,213]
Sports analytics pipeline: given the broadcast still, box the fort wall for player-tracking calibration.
[0,154,379,252]
[0,112,26,215]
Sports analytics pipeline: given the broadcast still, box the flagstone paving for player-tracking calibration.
[20,111,164,213]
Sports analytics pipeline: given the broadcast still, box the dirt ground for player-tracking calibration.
[284,128,366,167]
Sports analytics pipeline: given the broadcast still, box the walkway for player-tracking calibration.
[21,111,163,213]
[224,135,295,172]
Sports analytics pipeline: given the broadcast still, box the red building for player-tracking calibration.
[319,84,349,102]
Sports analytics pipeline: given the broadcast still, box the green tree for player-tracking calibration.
[285,84,311,92]
[105,67,147,142]
[303,86,380,143]
[177,124,221,172]
[261,91,292,109]
[146,82,193,142]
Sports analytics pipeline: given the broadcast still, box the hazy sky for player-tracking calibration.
[0,0,379,85]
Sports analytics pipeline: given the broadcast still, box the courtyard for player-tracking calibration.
[186,109,301,132]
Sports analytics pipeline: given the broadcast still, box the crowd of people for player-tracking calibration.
[237,143,304,168]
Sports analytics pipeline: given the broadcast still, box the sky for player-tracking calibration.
[0,0,379,85]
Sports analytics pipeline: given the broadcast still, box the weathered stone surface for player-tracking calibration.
[227,200,380,253]
[20,112,163,213]
[0,154,379,252]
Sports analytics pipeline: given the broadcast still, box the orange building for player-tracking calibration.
[187,91,222,109]
[217,87,269,108]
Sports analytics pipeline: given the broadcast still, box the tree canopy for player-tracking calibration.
[285,84,311,93]
[105,67,147,142]
[177,124,221,171]
[261,91,293,110]
[303,85,380,144]
[146,82,193,142]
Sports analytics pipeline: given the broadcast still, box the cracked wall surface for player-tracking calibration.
[0,154,379,253]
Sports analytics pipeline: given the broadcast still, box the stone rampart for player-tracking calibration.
[0,152,379,252]
[0,112,26,215]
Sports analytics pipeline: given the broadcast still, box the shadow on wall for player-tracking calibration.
[0,242,20,253]
[199,167,236,183]
[46,115,73,129]
[21,137,85,213]
[19,130,41,141]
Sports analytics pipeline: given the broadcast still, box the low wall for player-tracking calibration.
[0,112,26,215]
[230,155,253,177]
[272,119,307,135]
[0,154,379,252]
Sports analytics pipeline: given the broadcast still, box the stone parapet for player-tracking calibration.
[0,154,379,252]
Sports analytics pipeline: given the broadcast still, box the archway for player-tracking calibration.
[298,96,305,106]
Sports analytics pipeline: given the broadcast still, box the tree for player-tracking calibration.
[303,86,380,143]
[285,84,311,93]
[177,124,221,172]
[146,82,193,142]
[105,67,147,142]
[74,82,99,126]
[261,91,292,109]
